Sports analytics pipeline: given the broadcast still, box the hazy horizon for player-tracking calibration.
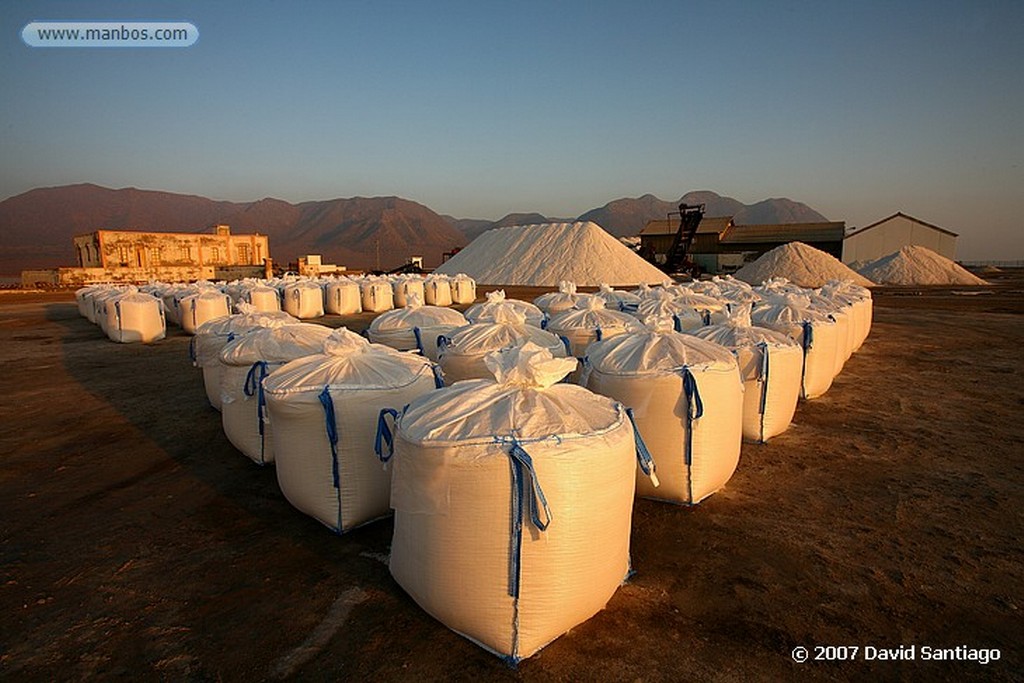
[2,1,1021,261]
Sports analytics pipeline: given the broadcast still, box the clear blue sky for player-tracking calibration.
[2,1,1021,260]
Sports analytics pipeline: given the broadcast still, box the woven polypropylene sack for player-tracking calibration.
[265,329,439,532]
[585,330,743,504]
[389,344,638,663]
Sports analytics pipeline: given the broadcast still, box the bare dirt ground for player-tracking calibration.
[1,276,1022,682]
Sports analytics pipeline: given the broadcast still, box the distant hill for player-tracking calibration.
[576,191,828,237]
[0,184,467,274]
[0,184,829,275]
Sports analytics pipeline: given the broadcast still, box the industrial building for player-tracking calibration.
[640,217,845,274]
[842,212,958,265]
[22,225,271,287]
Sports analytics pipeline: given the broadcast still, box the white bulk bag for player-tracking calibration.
[449,273,477,305]
[180,290,232,335]
[464,290,544,328]
[596,283,642,313]
[324,279,362,315]
[367,295,467,361]
[752,296,839,399]
[86,287,119,329]
[691,313,803,443]
[76,285,104,319]
[360,278,394,313]
[388,344,649,663]
[192,306,296,410]
[634,289,709,332]
[546,296,645,361]
[161,287,191,327]
[437,312,569,384]
[666,287,730,324]
[820,280,872,352]
[283,281,325,319]
[105,291,166,344]
[264,329,441,533]
[219,323,334,464]
[242,285,282,313]
[423,276,453,307]
[533,280,579,315]
[803,290,854,379]
[392,277,425,308]
[585,330,743,504]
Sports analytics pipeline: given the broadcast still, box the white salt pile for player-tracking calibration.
[734,242,873,288]
[857,245,988,285]
[434,221,669,287]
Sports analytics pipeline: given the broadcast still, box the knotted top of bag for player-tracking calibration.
[597,283,641,305]
[444,319,565,357]
[219,322,334,365]
[751,293,834,326]
[693,316,798,351]
[195,308,295,338]
[464,293,544,327]
[368,295,467,332]
[547,300,644,334]
[585,329,738,377]
[263,327,436,396]
[398,343,623,445]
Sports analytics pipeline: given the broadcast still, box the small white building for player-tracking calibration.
[843,212,958,265]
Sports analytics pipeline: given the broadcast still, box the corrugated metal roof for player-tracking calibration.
[640,216,733,236]
[721,222,845,244]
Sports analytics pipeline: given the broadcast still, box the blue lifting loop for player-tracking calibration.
[374,407,400,463]
[506,441,552,599]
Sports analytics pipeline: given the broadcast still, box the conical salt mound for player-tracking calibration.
[857,245,987,285]
[734,242,873,288]
[434,221,669,286]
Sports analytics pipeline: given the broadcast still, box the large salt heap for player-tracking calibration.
[857,245,987,285]
[734,242,873,288]
[434,221,669,287]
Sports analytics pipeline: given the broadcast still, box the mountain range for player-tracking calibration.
[0,184,828,275]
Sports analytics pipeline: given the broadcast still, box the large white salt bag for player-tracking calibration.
[161,287,191,327]
[283,281,325,319]
[105,290,166,344]
[423,275,453,307]
[91,287,123,331]
[324,279,362,315]
[634,288,709,332]
[242,285,282,313]
[752,295,839,399]
[449,273,477,305]
[192,307,296,410]
[596,283,642,313]
[821,280,873,351]
[392,276,425,308]
[180,290,232,335]
[584,330,743,504]
[360,278,395,313]
[464,290,544,328]
[264,329,441,533]
[367,294,467,361]
[691,310,803,443]
[533,281,580,316]
[219,323,334,464]
[437,310,568,384]
[546,296,645,365]
[388,344,649,663]
[76,285,105,319]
